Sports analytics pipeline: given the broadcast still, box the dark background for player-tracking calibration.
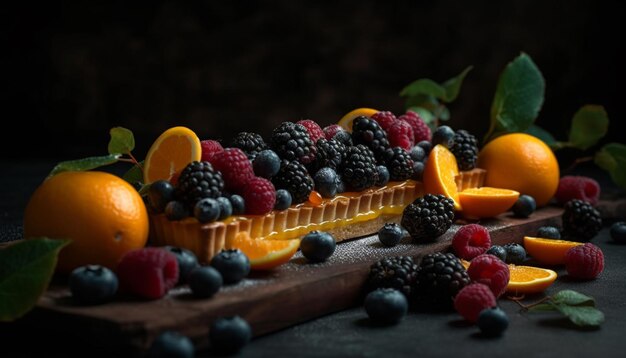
[2,0,623,161]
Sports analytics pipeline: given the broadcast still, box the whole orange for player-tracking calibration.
[477,133,559,206]
[24,171,149,273]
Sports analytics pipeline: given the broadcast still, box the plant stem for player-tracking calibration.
[127,152,144,171]
[509,295,552,311]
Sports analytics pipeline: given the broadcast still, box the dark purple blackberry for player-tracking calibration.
[230,132,267,159]
[271,160,314,204]
[176,161,224,208]
[450,130,478,171]
[340,144,379,191]
[383,147,414,181]
[351,116,390,162]
[414,252,470,309]
[562,199,602,241]
[270,122,317,165]
[401,194,455,242]
[366,256,419,299]
[312,138,345,171]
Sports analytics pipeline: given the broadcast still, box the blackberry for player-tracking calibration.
[176,161,224,208]
[351,116,390,162]
[366,256,419,299]
[341,144,379,191]
[401,194,455,242]
[231,132,267,159]
[272,160,314,204]
[414,252,470,309]
[313,138,345,171]
[270,122,317,165]
[383,147,414,181]
[450,130,478,171]
[562,199,602,241]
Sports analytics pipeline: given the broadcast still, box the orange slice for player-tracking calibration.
[458,187,520,218]
[226,233,300,270]
[423,144,461,210]
[523,236,583,266]
[143,126,202,184]
[338,108,378,132]
[507,265,557,294]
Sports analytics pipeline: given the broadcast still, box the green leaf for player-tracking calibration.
[122,161,144,184]
[48,154,121,177]
[595,143,626,189]
[442,66,473,102]
[525,124,559,148]
[487,52,545,141]
[400,79,447,100]
[552,290,595,306]
[433,105,451,121]
[567,105,609,150]
[108,127,135,154]
[528,303,558,312]
[0,238,70,321]
[554,304,605,327]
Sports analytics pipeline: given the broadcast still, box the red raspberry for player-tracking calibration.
[371,111,397,132]
[399,110,431,143]
[241,176,276,215]
[386,121,415,150]
[208,148,254,192]
[200,140,224,162]
[323,124,343,140]
[454,283,497,323]
[555,176,600,206]
[467,254,510,297]
[117,248,179,300]
[565,243,604,280]
[452,224,492,260]
[297,120,325,143]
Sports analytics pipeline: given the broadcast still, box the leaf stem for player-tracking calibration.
[509,295,552,311]
[127,152,143,171]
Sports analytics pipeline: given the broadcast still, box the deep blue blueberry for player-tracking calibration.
[164,246,199,284]
[210,249,250,284]
[336,174,346,193]
[512,195,536,218]
[229,194,245,215]
[216,197,233,220]
[165,201,189,221]
[194,198,221,223]
[148,180,175,213]
[477,307,509,336]
[147,331,194,358]
[332,130,353,146]
[274,189,292,210]
[485,245,507,262]
[412,162,425,181]
[409,145,426,162]
[69,265,118,305]
[611,221,626,244]
[503,243,526,264]
[253,149,281,178]
[188,266,223,298]
[314,167,339,198]
[376,165,390,187]
[431,126,455,148]
[301,231,336,262]
[378,223,405,247]
[416,140,432,155]
[537,226,561,239]
[209,316,252,354]
[364,288,408,325]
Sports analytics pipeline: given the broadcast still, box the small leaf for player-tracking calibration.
[525,124,558,148]
[433,105,451,121]
[108,127,135,154]
[567,105,609,150]
[408,107,435,125]
[552,290,595,306]
[400,79,447,100]
[595,143,626,189]
[554,304,605,327]
[48,154,121,177]
[0,238,70,321]
[122,161,145,184]
[528,303,558,312]
[442,66,473,102]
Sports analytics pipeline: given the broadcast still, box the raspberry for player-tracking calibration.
[452,224,492,260]
[454,283,497,323]
[208,148,254,192]
[117,248,179,299]
[555,176,601,206]
[371,111,397,132]
[323,124,343,140]
[240,176,276,215]
[386,121,415,150]
[564,243,604,280]
[200,140,224,162]
[297,119,325,143]
[399,111,431,143]
[467,254,510,297]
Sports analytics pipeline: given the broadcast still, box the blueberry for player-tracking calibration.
[485,245,507,262]
[165,201,189,221]
[610,221,626,244]
[477,307,509,336]
[412,162,425,181]
[188,266,223,298]
[364,288,408,325]
[375,165,390,187]
[503,243,526,264]
[209,316,252,354]
[147,331,194,358]
[253,149,281,179]
[274,189,292,210]
[378,223,405,247]
[300,231,336,262]
[336,175,346,193]
[210,249,250,284]
[416,140,432,155]
[333,130,353,146]
[431,126,455,148]
[229,194,245,215]
[409,145,426,162]
[512,195,536,218]
[216,197,233,220]
[537,226,561,239]
[148,180,175,213]
[164,246,199,284]
[194,198,221,223]
[69,265,118,305]
[314,167,339,198]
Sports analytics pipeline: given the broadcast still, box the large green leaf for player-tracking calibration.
[555,304,605,327]
[48,154,121,177]
[595,143,626,189]
[552,290,595,307]
[525,124,559,148]
[108,127,135,155]
[567,105,609,150]
[442,66,473,102]
[0,238,70,321]
[122,161,145,184]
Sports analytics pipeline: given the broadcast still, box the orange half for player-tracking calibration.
[337,108,378,132]
[143,126,202,184]
[423,144,461,210]
[523,236,583,266]
[227,233,300,270]
[506,265,557,294]
[458,187,520,218]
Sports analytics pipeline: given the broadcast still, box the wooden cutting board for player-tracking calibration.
[15,207,563,355]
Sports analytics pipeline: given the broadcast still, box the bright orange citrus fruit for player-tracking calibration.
[143,126,202,184]
[523,236,583,266]
[477,133,559,206]
[423,144,461,210]
[506,264,557,294]
[226,233,300,270]
[24,171,149,273]
[458,187,520,218]
[337,108,378,132]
